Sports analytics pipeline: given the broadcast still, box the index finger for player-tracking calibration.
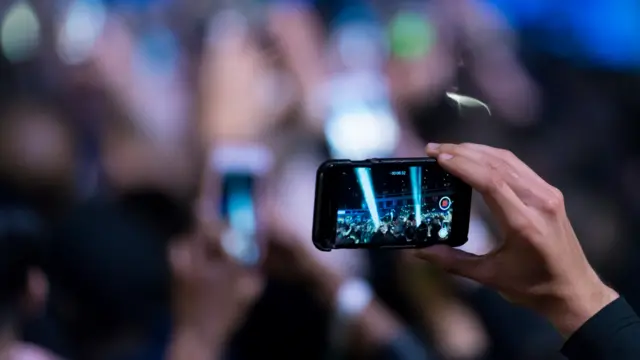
[455,143,549,187]
[434,152,532,231]
[427,143,558,210]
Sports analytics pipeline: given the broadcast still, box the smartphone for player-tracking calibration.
[313,158,472,251]
[218,172,259,265]
[212,145,271,266]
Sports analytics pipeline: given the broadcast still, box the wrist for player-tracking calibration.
[543,277,619,338]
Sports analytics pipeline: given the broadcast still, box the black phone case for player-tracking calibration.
[312,157,471,251]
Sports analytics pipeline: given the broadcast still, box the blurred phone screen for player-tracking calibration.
[212,144,271,266]
[220,172,260,265]
[221,173,256,235]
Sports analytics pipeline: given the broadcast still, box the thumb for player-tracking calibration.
[414,245,488,282]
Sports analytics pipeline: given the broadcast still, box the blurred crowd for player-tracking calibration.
[0,0,639,359]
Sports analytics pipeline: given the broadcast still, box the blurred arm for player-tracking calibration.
[309,268,401,349]
[305,264,432,359]
[266,2,327,129]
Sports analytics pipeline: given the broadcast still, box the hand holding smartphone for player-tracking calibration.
[205,145,271,266]
[313,157,471,251]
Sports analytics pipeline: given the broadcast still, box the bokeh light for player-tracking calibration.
[57,0,107,65]
[1,0,40,63]
[389,11,434,60]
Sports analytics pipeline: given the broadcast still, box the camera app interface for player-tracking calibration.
[335,165,456,247]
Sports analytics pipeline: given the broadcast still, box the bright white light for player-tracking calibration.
[57,0,106,65]
[1,1,40,63]
[324,71,399,159]
[326,107,399,160]
[446,92,492,115]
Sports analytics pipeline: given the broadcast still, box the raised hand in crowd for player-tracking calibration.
[166,222,263,360]
[201,11,276,146]
[266,3,327,130]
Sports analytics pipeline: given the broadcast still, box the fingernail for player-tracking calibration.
[426,143,441,150]
[439,153,454,160]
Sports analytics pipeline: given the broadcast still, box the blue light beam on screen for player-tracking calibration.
[355,167,380,228]
[410,166,422,225]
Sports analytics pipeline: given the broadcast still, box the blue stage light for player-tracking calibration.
[410,166,422,225]
[355,167,380,228]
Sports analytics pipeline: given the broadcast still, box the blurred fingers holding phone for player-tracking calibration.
[168,225,263,359]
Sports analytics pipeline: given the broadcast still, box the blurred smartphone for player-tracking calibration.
[212,145,271,265]
[313,158,471,251]
[219,173,258,264]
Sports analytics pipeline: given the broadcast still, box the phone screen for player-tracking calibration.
[220,173,259,265]
[332,163,461,248]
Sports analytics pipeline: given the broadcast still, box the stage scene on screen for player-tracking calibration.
[335,166,455,246]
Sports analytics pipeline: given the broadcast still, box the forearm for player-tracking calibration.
[267,5,324,98]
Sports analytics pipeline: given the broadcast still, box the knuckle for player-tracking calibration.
[498,148,515,159]
[439,143,459,154]
[487,158,510,175]
[540,187,565,214]
[510,217,538,238]
[483,172,507,194]
[496,149,520,165]
[486,158,501,171]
